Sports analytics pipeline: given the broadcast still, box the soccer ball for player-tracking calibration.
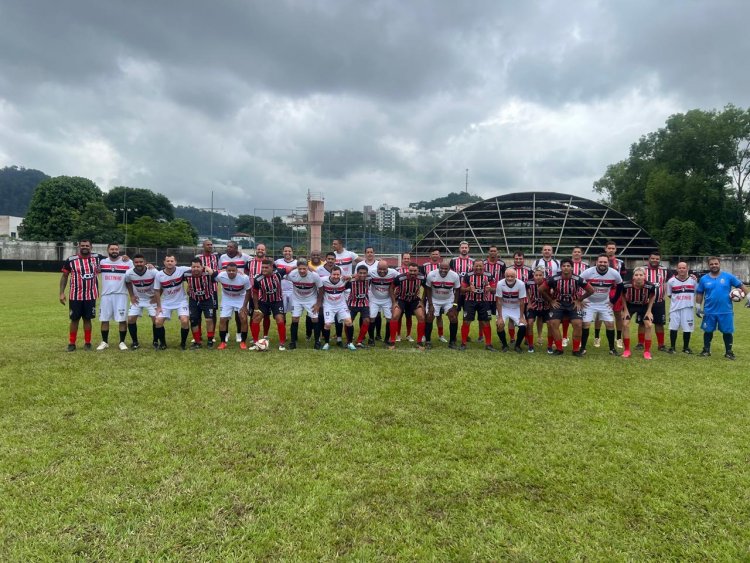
[730,288,746,302]
[255,338,269,351]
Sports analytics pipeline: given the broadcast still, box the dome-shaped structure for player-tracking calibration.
[413,192,658,258]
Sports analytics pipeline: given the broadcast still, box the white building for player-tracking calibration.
[0,216,23,239]
[376,204,398,231]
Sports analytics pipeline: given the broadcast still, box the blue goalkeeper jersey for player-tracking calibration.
[696,271,742,315]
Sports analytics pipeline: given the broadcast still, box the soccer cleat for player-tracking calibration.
[314,342,322,350]
[486,345,498,352]
[337,340,344,348]
[368,338,375,346]
[236,334,242,343]
[552,349,564,356]
[190,342,202,350]
[207,340,214,349]
[386,344,396,351]
[683,348,692,355]
[514,345,523,353]
[622,349,631,358]
[438,336,448,343]
[547,347,554,354]
[458,344,467,351]
[320,343,330,351]
[66,344,76,352]
[356,342,365,349]
[699,349,711,357]
[499,345,509,353]
[96,342,109,351]
[118,342,128,351]
[425,342,433,350]
[667,348,675,354]
[643,351,652,360]
[278,345,286,351]
[593,338,601,348]
[448,342,458,350]
[658,345,668,353]
[84,343,92,351]
[635,343,644,351]
[346,343,356,351]
[562,338,569,347]
[616,339,623,349]
[180,343,187,351]
[725,351,736,360]
[609,349,620,357]
[158,344,167,351]
[288,341,297,350]
[406,335,414,342]
[527,347,535,353]
[395,335,402,342]
[477,335,484,342]
[375,334,382,341]
[132,343,140,350]
[572,350,584,357]
[153,342,159,351]
[218,342,227,350]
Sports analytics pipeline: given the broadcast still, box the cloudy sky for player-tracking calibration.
[1,0,749,216]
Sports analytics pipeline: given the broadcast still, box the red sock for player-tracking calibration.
[416,321,425,343]
[624,337,631,352]
[358,320,370,344]
[263,316,271,336]
[437,324,444,337]
[69,331,77,345]
[547,335,554,347]
[638,332,645,345]
[555,339,563,351]
[509,327,516,340]
[526,331,534,347]
[251,321,260,341]
[656,331,664,347]
[461,323,470,345]
[192,328,202,342]
[573,338,581,352]
[406,316,413,337]
[207,331,215,340]
[562,319,570,338]
[389,319,399,344]
[483,324,492,344]
[645,339,652,353]
[84,328,92,344]
[278,322,286,345]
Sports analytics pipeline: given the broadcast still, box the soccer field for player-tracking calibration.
[2,271,749,559]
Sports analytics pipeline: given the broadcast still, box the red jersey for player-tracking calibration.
[420,261,440,276]
[524,279,549,310]
[450,256,475,277]
[394,273,424,302]
[186,273,214,302]
[462,273,495,302]
[483,259,506,302]
[543,274,588,305]
[623,281,655,306]
[643,265,669,302]
[62,254,101,300]
[346,279,370,307]
[253,272,283,302]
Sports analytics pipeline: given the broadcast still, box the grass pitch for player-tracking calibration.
[1,271,749,560]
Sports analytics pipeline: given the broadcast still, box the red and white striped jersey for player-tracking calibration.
[571,260,589,276]
[394,273,424,302]
[62,254,101,300]
[253,271,284,302]
[185,272,214,302]
[346,279,370,307]
[219,252,251,275]
[450,256,475,277]
[623,281,655,306]
[420,261,441,276]
[525,279,549,310]
[462,273,495,302]
[644,265,669,302]
[542,274,588,305]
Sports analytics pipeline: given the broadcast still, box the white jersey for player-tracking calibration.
[219,252,252,275]
[495,279,526,308]
[214,271,251,305]
[274,258,298,293]
[581,266,622,305]
[368,268,399,303]
[99,257,134,295]
[124,267,158,302]
[359,260,379,275]
[154,266,191,307]
[334,250,359,277]
[425,270,461,302]
[666,276,697,312]
[317,265,335,280]
[320,278,348,306]
[285,269,322,301]
[532,257,560,278]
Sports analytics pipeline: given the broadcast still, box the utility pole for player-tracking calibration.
[199,190,226,239]
[465,169,469,194]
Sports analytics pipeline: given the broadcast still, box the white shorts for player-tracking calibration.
[500,308,524,326]
[128,303,157,318]
[99,294,128,322]
[369,300,393,320]
[583,302,614,323]
[430,300,454,316]
[292,299,318,319]
[220,302,245,318]
[158,302,189,319]
[324,304,351,324]
[669,308,694,332]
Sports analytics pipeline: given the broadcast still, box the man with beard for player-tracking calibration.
[421,248,447,343]
[666,261,697,354]
[60,239,101,351]
[395,252,414,342]
[153,254,193,350]
[424,258,460,348]
[124,254,160,350]
[286,258,323,349]
[642,251,670,352]
[274,244,298,319]
[495,267,527,352]
[601,240,628,349]
[580,254,623,355]
[215,262,251,350]
[96,243,134,351]
[247,259,287,351]
[524,267,550,353]
[305,249,326,342]
[459,260,496,351]
[219,241,252,342]
[390,263,426,350]
[195,239,220,339]
[185,258,217,349]
[450,241,475,315]
[317,266,356,351]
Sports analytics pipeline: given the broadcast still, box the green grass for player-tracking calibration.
[1,271,749,560]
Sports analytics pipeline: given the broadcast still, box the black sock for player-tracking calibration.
[384,321,391,344]
[305,316,313,338]
[235,312,241,334]
[516,325,527,347]
[152,324,158,345]
[323,328,331,344]
[449,322,458,343]
[606,329,615,350]
[616,329,622,340]
[376,314,382,338]
[670,329,678,349]
[101,329,109,343]
[220,330,227,342]
[498,330,508,346]
[703,331,713,351]
[314,322,321,343]
[368,319,376,340]
[425,321,433,342]
[723,332,733,353]
[159,326,167,345]
[180,328,189,346]
[241,331,247,342]
[128,323,138,344]
[345,325,354,344]
[683,332,691,350]
[119,330,127,344]
[581,327,589,351]
[291,322,299,343]
[594,328,601,338]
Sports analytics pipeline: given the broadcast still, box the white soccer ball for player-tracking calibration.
[255,338,269,351]
[730,287,746,302]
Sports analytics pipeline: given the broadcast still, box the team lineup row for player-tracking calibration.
[60,238,748,359]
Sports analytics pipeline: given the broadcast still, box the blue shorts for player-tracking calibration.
[701,314,734,334]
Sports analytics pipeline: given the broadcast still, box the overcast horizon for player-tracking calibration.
[2,0,749,215]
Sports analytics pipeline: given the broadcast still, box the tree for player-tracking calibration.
[162,218,198,246]
[174,205,236,236]
[127,216,164,247]
[594,106,749,254]
[104,186,174,222]
[0,165,50,216]
[73,201,124,243]
[21,176,103,240]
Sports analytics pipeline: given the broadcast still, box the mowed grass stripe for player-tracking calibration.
[1,271,749,559]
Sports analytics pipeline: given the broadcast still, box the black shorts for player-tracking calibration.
[190,299,215,325]
[651,300,666,325]
[259,300,284,317]
[625,304,650,324]
[548,304,583,321]
[525,308,548,322]
[397,299,422,317]
[463,300,491,322]
[69,299,96,321]
[349,306,369,322]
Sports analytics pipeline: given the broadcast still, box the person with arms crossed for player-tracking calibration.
[666,261,696,354]
[695,256,748,360]
[96,243,134,350]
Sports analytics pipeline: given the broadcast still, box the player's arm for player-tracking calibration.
[495,294,503,318]
[644,291,656,321]
[59,271,70,305]
[539,281,558,308]
[424,285,433,310]
[611,282,623,305]
[316,286,325,311]
[389,281,397,308]
[152,290,162,313]
[126,280,139,305]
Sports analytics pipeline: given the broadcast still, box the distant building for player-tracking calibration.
[0,216,23,239]
[376,204,398,231]
[363,205,376,224]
